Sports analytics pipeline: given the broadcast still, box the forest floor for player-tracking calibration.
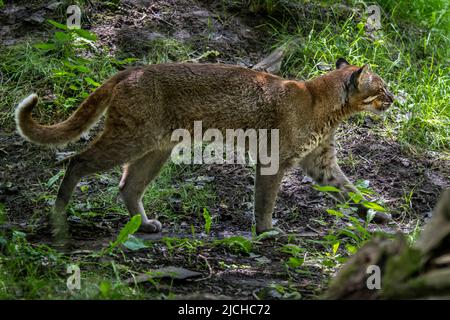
[0,0,449,299]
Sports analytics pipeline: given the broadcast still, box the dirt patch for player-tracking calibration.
[91,0,271,65]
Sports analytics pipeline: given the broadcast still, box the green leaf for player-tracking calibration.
[337,228,360,242]
[362,201,386,212]
[122,235,148,251]
[99,281,111,297]
[62,61,90,73]
[47,170,65,188]
[345,244,358,254]
[314,185,341,193]
[332,241,340,255]
[322,259,337,267]
[52,70,76,77]
[357,21,365,32]
[202,207,212,234]
[12,230,26,239]
[111,57,139,66]
[326,209,344,218]
[348,192,363,204]
[110,215,141,250]
[0,203,5,224]
[214,236,252,254]
[84,77,101,87]
[366,209,377,223]
[34,42,57,51]
[47,19,68,30]
[54,31,71,43]
[279,244,303,256]
[355,180,375,195]
[255,229,280,241]
[74,28,97,41]
[287,256,304,268]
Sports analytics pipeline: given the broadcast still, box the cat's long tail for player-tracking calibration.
[15,69,132,147]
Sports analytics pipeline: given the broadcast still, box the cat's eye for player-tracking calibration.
[363,95,378,104]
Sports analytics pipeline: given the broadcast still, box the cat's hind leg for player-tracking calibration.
[53,136,145,248]
[119,149,171,233]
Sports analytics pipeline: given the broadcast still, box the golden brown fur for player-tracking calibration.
[15,58,394,246]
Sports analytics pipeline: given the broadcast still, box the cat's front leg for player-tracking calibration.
[301,137,391,223]
[254,162,289,234]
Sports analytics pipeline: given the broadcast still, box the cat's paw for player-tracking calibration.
[139,219,162,233]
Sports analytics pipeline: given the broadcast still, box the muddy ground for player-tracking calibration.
[0,0,449,299]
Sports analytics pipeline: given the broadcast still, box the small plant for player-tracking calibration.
[267,283,302,300]
[313,182,391,269]
[279,244,304,270]
[213,236,252,255]
[35,19,97,55]
[144,163,216,222]
[0,231,65,299]
[47,170,65,189]
[202,208,212,234]
[162,237,203,256]
[247,0,276,14]
[108,215,141,252]
[33,19,116,111]
[142,38,193,64]
[122,235,150,251]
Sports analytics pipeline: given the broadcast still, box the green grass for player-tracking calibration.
[0,230,161,299]
[266,1,449,151]
[213,236,253,254]
[143,163,216,222]
[141,38,193,64]
[0,42,119,128]
[375,0,450,32]
[0,231,64,299]
[0,23,193,127]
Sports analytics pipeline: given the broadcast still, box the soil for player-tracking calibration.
[0,0,449,299]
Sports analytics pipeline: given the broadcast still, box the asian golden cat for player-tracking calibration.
[15,58,394,247]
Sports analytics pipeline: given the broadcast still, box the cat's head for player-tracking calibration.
[336,57,395,114]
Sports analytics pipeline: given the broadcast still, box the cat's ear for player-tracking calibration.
[336,57,350,69]
[350,64,370,88]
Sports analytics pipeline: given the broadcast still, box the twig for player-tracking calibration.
[193,254,212,282]
[306,224,321,235]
